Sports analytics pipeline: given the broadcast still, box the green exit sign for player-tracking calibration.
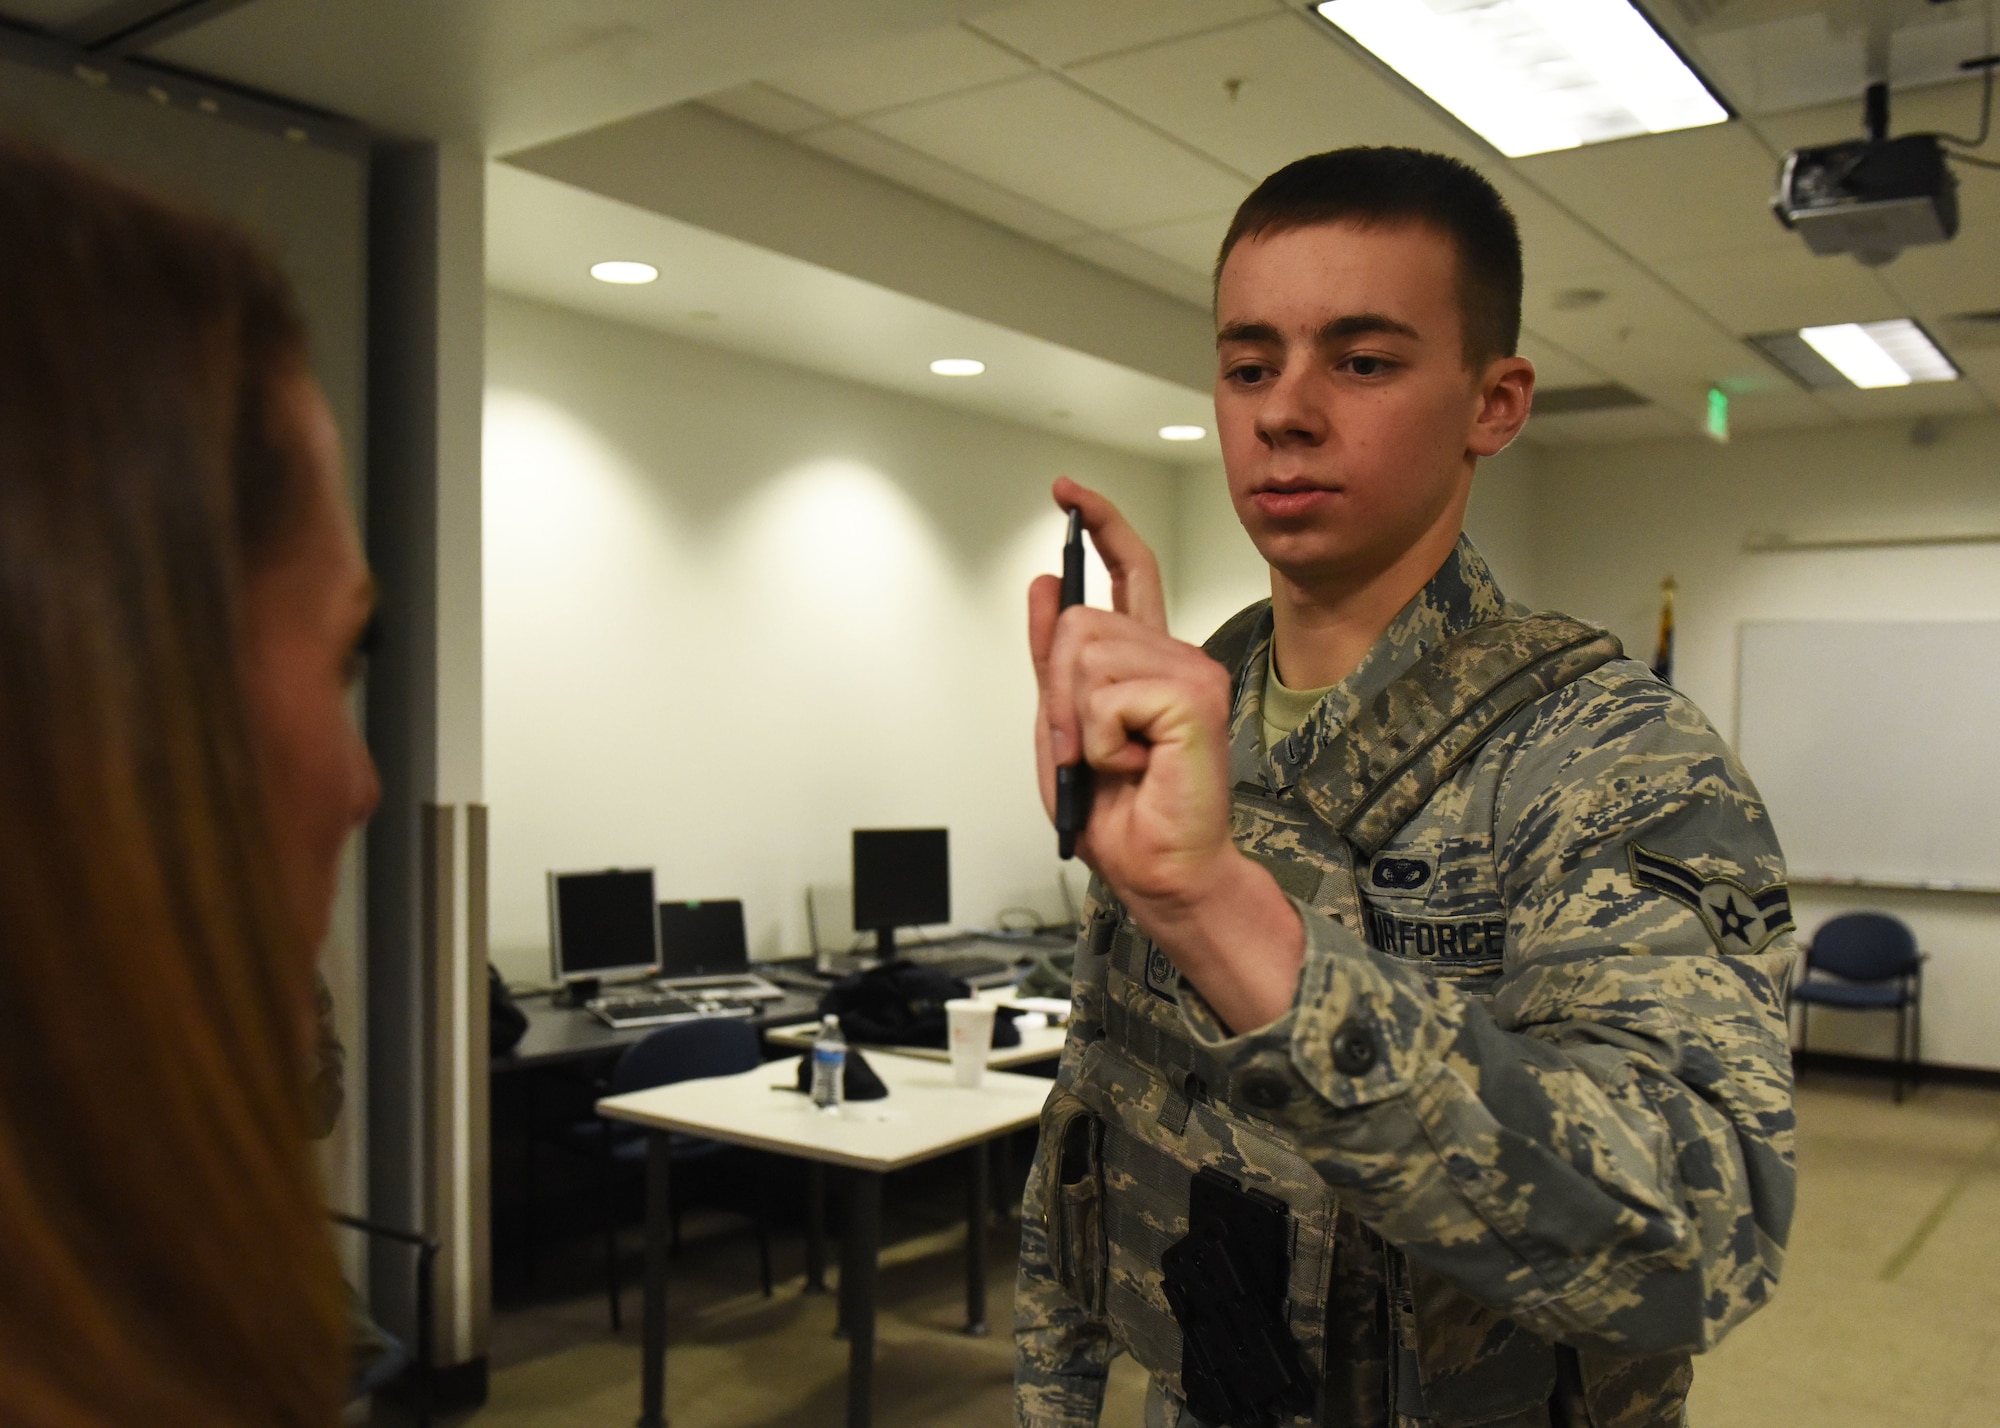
[1706,386,1729,443]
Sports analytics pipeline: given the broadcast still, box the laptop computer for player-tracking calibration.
[586,900,785,1030]
[654,899,782,1001]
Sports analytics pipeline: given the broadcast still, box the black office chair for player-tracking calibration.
[330,1212,439,1426]
[1792,911,1925,1102]
[592,1018,774,1329]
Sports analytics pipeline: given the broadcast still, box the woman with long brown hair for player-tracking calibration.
[0,137,378,1423]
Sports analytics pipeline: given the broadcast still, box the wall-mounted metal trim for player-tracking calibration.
[1744,530,2000,553]
[465,803,490,1354]
[420,802,457,1359]
[1794,874,2000,896]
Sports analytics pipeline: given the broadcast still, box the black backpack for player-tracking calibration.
[817,962,1020,1049]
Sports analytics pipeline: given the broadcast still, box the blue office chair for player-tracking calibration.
[1792,911,1925,1102]
[595,1018,774,1330]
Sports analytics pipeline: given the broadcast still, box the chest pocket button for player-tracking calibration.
[1238,1069,1292,1110]
[1331,1021,1378,1077]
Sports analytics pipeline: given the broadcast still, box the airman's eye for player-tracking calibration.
[1348,356,1389,377]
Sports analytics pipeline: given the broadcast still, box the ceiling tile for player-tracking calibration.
[1949,349,2000,411]
[756,22,1032,118]
[1653,246,1906,334]
[1680,6,1985,118]
[697,83,834,136]
[1871,190,2000,324]
[1517,331,1609,390]
[966,0,1277,68]
[1522,259,1742,390]
[1115,208,1233,271]
[1059,230,1216,307]
[0,1,111,25]
[1066,12,1484,183]
[860,73,1252,231]
[1747,76,1985,155]
[1513,123,1792,266]
[1062,11,1653,292]
[1810,379,1995,424]
[799,122,1092,243]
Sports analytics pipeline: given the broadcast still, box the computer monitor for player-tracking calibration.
[548,869,659,986]
[657,899,750,980]
[852,828,949,961]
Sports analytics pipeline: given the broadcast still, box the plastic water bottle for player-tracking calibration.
[811,1013,847,1110]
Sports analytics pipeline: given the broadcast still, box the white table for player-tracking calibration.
[598,1053,1054,1428]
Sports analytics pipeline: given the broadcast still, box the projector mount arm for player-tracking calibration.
[1933,55,2000,168]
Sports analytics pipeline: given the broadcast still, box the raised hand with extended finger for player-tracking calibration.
[1027,476,1303,1033]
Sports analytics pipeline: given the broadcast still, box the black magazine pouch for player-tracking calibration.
[1162,1168,1315,1428]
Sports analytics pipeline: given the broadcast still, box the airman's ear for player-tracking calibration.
[1469,356,1534,457]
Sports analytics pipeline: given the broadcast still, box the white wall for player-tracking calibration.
[483,293,1181,983]
[1530,416,2000,1070]
[1170,442,1544,644]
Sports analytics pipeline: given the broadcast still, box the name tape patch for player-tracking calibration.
[1628,845,1793,954]
[1365,907,1505,966]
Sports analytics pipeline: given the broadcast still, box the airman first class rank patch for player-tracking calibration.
[1628,844,1794,954]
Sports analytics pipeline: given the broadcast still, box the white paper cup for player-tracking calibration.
[945,999,997,1088]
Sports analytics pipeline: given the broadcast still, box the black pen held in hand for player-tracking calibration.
[1055,506,1094,860]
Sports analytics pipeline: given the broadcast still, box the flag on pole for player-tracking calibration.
[1651,576,1676,685]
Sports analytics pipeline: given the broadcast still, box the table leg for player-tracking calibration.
[806,1160,828,1294]
[964,1140,989,1336]
[842,1168,883,1428]
[638,1131,671,1428]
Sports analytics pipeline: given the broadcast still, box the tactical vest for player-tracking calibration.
[1045,606,1695,1428]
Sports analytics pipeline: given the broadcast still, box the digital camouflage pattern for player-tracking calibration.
[1016,538,1798,1428]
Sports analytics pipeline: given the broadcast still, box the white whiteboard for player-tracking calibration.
[1736,620,2000,889]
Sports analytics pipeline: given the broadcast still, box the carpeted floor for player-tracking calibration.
[425,1072,2000,1428]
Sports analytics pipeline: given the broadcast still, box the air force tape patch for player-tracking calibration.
[1628,844,1794,953]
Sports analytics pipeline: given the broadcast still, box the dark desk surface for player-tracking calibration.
[493,989,826,1072]
[490,936,1069,1073]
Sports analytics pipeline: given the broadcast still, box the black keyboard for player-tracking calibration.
[588,991,756,1030]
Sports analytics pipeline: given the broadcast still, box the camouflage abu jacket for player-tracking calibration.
[1015,538,1797,1428]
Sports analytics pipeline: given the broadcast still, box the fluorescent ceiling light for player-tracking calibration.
[1798,320,1958,389]
[1158,425,1207,441]
[590,260,658,284]
[1313,0,1727,157]
[929,358,985,376]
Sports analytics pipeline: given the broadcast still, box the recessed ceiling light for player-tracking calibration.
[1159,425,1208,441]
[1799,320,1958,389]
[1313,0,1728,157]
[929,358,985,376]
[590,261,658,285]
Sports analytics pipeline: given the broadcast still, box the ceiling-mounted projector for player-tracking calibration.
[1774,65,1996,266]
[1773,134,1957,266]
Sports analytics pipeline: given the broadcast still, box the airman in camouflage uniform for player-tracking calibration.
[1016,146,1796,1428]
[1016,538,1797,1427]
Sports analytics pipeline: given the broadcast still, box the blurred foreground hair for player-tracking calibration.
[0,137,344,1423]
